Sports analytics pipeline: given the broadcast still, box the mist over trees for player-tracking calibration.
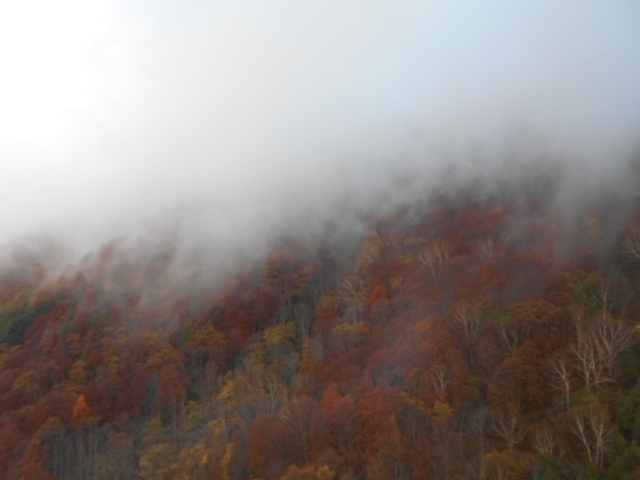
[1,153,640,479]
[1,0,639,477]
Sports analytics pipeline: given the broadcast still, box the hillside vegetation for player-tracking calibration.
[1,171,640,479]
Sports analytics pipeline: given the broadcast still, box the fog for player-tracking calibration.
[1,0,639,265]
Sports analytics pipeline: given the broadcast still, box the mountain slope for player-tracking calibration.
[1,170,640,479]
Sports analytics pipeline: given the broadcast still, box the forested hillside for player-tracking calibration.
[1,169,640,479]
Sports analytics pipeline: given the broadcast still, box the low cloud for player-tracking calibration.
[0,0,639,264]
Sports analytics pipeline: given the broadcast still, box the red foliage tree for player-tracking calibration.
[10,437,56,480]
[248,415,291,479]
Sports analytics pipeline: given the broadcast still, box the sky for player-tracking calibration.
[1,0,639,255]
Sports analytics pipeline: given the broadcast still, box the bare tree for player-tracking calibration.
[339,273,371,324]
[239,367,286,419]
[261,370,286,415]
[548,358,573,411]
[569,307,590,345]
[530,421,557,456]
[495,319,520,353]
[595,274,628,320]
[492,407,527,451]
[292,302,315,351]
[418,241,451,281]
[430,365,451,395]
[570,404,614,467]
[625,226,640,262]
[448,301,483,343]
[478,237,495,261]
[465,407,490,479]
[572,317,633,390]
[370,225,403,260]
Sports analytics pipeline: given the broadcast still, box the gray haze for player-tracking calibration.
[1,0,640,263]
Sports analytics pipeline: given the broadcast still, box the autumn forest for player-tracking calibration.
[2,161,640,480]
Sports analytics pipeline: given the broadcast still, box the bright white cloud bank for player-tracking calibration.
[0,0,639,250]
